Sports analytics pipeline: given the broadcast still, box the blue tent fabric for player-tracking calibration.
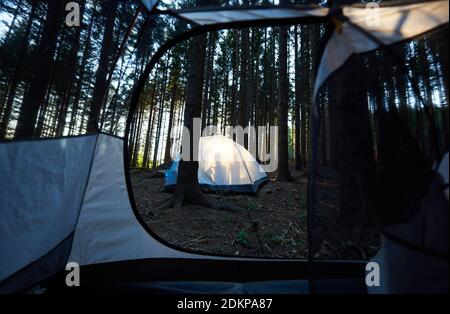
[164,167,268,193]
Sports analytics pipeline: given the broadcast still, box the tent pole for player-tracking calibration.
[235,141,254,184]
[304,0,336,293]
[306,104,321,294]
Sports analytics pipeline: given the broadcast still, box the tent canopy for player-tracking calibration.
[175,6,329,26]
[165,135,268,193]
[0,134,204,293]
[313,0,449,104]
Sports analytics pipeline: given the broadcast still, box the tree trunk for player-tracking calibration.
[86,0,118,132]
[201,34,215,127]
[142,84,157,168]
[336,62,376,226]
[164,75,178,165]
[327,84,339,170]
[68,3,96,135]
[131,104,144,167]
[230,33,239,127]
[319,96,328,165]
[294,26,302,170]
[15,0,64,138]
[276,12,293,182]
[56,11,83,136]
[239,21,250,136]
[0,0,24,70]
[152,57,169,167]
[299,26,310,170]
[0,1,36,138]
[170,0,210,208]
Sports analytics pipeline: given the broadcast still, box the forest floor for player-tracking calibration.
[130,165,380,259]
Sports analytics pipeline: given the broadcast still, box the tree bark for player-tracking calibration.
[0,1,36,138]
[86,0,118,132]
[0,0,24,70]
[299,26,310,170]
[142,84,157,168]
[68,2,96,135]
[327,84,339,170]
[152,56,169,167]
[201,34,215,127]
[238,22,250,134]
[335,61,376,226]
[294,26,302,170]
[56,9,83,136]
[15,0,64,138]
[170,28,208,208]
[276,12,293,181]
[164,70,178,165]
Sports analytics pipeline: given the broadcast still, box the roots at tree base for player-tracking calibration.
[275,171,295,182]
[148,184,242,213]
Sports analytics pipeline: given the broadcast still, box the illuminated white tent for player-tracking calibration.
[164,135,268,193]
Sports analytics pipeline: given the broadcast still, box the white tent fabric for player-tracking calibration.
[313,0,449,106]
[165,135,268,192]
[0,135,197,290]
[368,234,448,293]
[0,136,97,281]
[177,7,329,26]
[67,135,187,266]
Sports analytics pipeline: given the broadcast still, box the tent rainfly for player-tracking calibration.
[0,0,448,293]
[164,135,268,193]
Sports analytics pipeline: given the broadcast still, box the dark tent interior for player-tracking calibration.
[0,0,448,295]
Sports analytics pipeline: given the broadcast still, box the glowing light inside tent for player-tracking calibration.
[165,135,268,191]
